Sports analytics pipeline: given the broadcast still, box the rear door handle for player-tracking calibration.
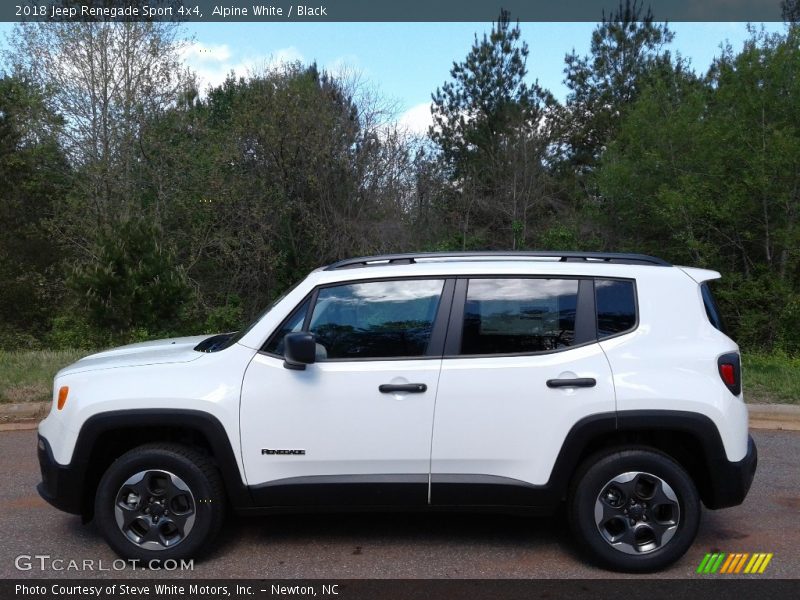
[546,378,596,388]
[379,383,427,393]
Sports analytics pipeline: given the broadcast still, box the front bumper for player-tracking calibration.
[37,435,85,515]
[705,435,758,509]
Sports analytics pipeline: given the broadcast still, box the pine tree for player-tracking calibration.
[430,10,554,249]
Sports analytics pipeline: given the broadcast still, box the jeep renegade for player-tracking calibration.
[37,251,757,572]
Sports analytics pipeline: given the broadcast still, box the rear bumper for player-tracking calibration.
[705,435,757,509]
[37,435,85,515]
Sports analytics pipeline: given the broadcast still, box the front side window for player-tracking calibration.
[595,279,637,338]
[308,279,445,359]
[460,278,579,355]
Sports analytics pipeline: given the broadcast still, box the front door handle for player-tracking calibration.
[546,378,596,388]
[379,383,427,393]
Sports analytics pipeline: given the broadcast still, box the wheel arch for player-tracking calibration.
[549,410,728,509]
[71,409,251,520]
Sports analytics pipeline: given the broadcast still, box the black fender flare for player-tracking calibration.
[68,409,252,513]
[548,409,753,509]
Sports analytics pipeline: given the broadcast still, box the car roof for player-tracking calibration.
[324,251,671,270]
[310,253,681,285]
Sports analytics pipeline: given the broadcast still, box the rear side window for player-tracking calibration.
[701,282,725,332]
[595,279,636,338]
[460,278,579,355]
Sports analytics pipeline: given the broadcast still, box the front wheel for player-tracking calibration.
[94,443,225,563]
[569,448,700,572]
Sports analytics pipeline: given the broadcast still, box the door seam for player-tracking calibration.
[427,278,457,505]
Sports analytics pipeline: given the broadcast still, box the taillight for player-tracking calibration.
[717,353,741,396]
[719,363,735,386]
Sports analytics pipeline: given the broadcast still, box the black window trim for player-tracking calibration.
[594,276,640,342]
[260,292,315,355]
[442,275,598,360]
[260,276,455,362]
[259,274,639,362]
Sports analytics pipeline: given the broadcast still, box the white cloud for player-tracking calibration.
[181,42,305,93]
[180,41,232,63]
[398,102,433,136]
[270,46,304,66]
[324,55,361,80]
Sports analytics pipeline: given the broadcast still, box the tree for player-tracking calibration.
[596,25,800,350]
[4,19,193,244]
[69,219,191,337]
[595,64,707,258]
[783,0,799,23]
[704,26,800,349]
[430,10,554,249]
[136,63,414,321]
[559,0,675,172]
[0,75,71,346]
[3,19,200,339]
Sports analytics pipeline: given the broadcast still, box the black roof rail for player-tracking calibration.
[324,251,672,270]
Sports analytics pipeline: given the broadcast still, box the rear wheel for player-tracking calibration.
[569,448,700,572]
[94,443,225,562]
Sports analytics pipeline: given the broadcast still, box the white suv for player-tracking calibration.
[37,252,757,572]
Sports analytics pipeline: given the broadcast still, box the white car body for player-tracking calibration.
[40,258,747,478]
[36,252,757,570]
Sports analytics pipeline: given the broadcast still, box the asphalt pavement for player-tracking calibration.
[1,429,797,579]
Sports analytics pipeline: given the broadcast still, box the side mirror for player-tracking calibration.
[283,332,317,370]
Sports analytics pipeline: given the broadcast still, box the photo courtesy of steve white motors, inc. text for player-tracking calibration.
[15,583,339,597]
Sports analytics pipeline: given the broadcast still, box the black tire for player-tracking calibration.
[94,443,225,563]
[568,447,700,572]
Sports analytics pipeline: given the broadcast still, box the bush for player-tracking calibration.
[714,271,800,353]
[0,327,43,351]
[48,314,108,350]
[742,351,800,404]
[202,299,244,333]
[69,219,192,335]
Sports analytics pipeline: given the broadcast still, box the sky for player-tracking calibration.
[180,21,786,133]
[1,21,788,134]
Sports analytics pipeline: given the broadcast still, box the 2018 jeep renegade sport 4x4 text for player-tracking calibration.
[37,251,757,572]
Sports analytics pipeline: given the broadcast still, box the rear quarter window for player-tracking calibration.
[595,279,637,338]
[701,282,725,333]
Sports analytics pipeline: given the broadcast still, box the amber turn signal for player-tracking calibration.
[57,386,69,410]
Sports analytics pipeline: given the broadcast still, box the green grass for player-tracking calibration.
[0,349,797,405]
[743,352,800,405]
[0,349,89,404]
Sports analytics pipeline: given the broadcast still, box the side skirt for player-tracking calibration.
[246,473,561,515]
[248,474,429,508]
